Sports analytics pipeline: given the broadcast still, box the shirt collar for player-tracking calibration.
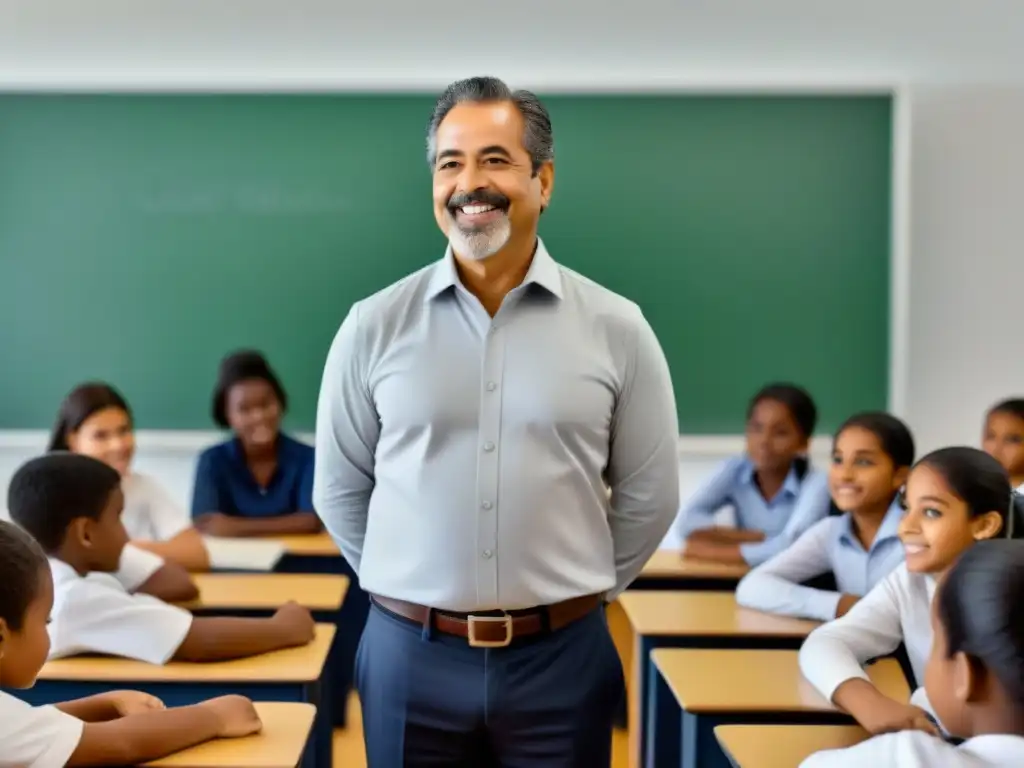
[837,497,905,550]
[47,556,81,584]
[739,459,803,498]
[424,238,563,302]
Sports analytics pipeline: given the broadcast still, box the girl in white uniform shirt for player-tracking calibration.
[801,539,1024,767]
[737,412,913,621]
[0,519,261,768]
[50,382,209,581]
[799,447,1024,736]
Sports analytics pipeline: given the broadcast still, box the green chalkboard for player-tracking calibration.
[0,93,891,433]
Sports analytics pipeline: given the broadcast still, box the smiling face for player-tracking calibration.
[225,378,282,450]
[898,463,1004,574]
[66,406,135,476]
[829,425,906,514]
[431,101,553,262]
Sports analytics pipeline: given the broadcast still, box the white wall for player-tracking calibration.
[905,87,1024,452]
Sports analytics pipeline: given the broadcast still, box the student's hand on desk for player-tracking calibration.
[106,690,166,717]
[194,512,239,538]
[273,600,316,646]
[834,593,860,618]
[201,695,263,738]
[683,538,737,562]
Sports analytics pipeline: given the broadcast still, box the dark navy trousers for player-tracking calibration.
[356,602,625,767]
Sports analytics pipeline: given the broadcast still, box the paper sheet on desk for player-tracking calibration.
[202,536,285,571]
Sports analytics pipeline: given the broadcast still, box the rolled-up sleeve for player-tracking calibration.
[739,470,831,565]
[313,304,380,575]
[798,569,905,702]
[605,314,680,598]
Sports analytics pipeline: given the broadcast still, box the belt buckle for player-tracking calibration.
[467,614,513,648]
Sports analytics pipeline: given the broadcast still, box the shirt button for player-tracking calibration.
[481,500,493,510]
[483,441,495,452]
[483,549,493,559]
[486,381,497,392]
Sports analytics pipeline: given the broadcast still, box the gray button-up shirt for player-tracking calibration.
[313,240,679,611]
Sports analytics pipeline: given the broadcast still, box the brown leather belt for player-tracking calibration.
[371,593,604,647]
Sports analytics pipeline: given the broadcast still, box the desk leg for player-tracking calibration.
[645,659,680,768]
[680,712,734,768]
[277,553,370,730]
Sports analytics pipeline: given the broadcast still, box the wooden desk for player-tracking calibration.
[611,552,751,729]
[144,702,317,768]
[636,550,749,590]
[651,649,907,768]
[25,626,335,768]
[274,533,341,557]
[618,591,819,768]
[714,724,869,768]
[179,574,349,613]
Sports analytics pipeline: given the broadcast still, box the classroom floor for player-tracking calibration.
[332,693,630,767]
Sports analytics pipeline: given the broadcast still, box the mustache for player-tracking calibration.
[446,189,510,213]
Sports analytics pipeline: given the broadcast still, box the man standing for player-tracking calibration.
[313,76,679,766]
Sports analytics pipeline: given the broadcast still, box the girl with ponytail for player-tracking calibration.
[801,539,1024,766]
[801,447,1024,739]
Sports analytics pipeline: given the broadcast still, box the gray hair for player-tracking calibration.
[425,76,554,175]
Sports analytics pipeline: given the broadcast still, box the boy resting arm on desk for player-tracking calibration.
[6,453,315,666]
[0,519,262,767]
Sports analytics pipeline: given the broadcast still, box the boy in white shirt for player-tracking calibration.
[7,453,316,665]
[0,519,261,767]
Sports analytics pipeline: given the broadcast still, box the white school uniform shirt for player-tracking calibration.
[798,562,938,720]
[0,509,164,594]
[800,732,1024,767]
[736,500,905,621]
[48,557,193,665]
[0,690,84,768]
[121,472,192,542]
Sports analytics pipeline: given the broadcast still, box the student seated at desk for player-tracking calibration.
[50,381,208,578]
[191,350,320,538]
[7,453,316,665]
[982,397,1024,492]
[801,540,1024,767]
[677,383,830,565]
[799,447,1024,737]
[0,519,262,768]
[737,412,913,621]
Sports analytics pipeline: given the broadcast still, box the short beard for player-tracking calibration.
[446,210,512,262]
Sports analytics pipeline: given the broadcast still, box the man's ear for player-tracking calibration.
[537,160,554,213]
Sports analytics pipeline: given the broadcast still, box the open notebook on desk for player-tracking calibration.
[202,537,286,571]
